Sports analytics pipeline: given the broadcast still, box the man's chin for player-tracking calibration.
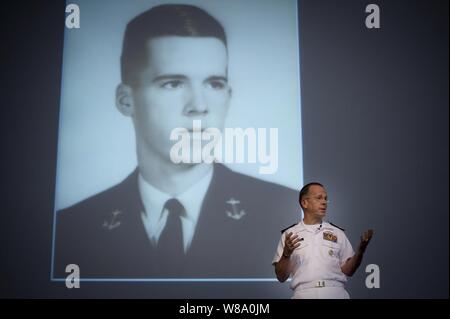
[174,161,212,169]
[318,210,326,217]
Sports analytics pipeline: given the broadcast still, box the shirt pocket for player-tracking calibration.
[321,240,341,262]
[292,241,309,265]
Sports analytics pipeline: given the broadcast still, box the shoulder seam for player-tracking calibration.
[329,222,345,232]
[281,223,298,234]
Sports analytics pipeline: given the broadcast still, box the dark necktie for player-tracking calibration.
[157,198,185,259]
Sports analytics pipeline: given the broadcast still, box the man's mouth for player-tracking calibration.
[188,129,206,133]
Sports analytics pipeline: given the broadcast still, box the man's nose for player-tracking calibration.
[184,85,208,115]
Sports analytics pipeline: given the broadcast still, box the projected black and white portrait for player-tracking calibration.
[53,0,302,279]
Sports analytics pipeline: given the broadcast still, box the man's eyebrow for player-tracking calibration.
[206,75,228,83]
[152,75,228,83]
[152,74,188,83]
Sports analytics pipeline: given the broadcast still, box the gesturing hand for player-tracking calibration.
[358,229,374,253]
[283,232,302,258]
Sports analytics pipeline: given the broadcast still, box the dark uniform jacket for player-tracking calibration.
[54,164,298,278]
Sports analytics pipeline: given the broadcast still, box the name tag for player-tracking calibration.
[323,232,337,243]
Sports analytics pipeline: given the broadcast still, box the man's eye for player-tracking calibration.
[161,80,184,89]
[207,80,226,90]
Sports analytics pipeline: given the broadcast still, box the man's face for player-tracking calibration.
[130,36,231,163]
[303,185,328,219]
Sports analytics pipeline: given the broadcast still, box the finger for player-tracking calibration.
[286,238,299,250]
[286,235,298,245]
[285,232,293,240]
[293,242,301,249]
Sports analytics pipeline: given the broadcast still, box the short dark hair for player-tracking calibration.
[298,182,324,209]
[120,4,227,86]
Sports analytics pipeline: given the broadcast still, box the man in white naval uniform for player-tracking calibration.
[272,182,374,299]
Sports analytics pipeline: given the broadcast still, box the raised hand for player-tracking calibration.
[358,229,374,253]
[283,232,302,257]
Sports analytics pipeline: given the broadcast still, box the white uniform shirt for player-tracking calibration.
[273,221,354,291]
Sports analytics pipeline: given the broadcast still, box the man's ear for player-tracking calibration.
[301,199,308,209]
[116,83,135,117]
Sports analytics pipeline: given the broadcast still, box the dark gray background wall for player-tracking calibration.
[300,0,448,299]
[1,0,448,298]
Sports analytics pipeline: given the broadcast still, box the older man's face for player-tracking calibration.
[131,36,231,163]
[303,185,328,218]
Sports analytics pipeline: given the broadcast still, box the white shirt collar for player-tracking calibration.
[301,220,323,233]
[138,167,213,252]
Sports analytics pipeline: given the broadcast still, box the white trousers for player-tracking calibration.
[292,287,350,299]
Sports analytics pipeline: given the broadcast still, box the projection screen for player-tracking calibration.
[52,0,303,281]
